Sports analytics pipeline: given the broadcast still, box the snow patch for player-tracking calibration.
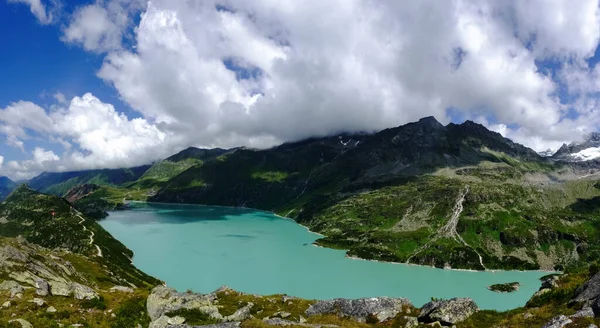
[572,147,600,161]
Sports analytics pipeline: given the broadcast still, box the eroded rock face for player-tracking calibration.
[418,298,479,325]
[572,271,600,303]
[305,297,412,323]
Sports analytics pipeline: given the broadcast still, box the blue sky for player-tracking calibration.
[0,0,137,163]
[1,0,600,179]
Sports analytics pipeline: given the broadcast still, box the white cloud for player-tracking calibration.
[0,93,171,179]
[53,92,67,104]
[62,0,147,52]
[95,0,600,153]
[32,147,59,163]
[4,0,600,178]
[8,0,54,24]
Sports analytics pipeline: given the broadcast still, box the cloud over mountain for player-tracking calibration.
[2,0,600,179]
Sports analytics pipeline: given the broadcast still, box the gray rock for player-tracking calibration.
[149,315,171,328]
[224,302,253,322]
[168,316,186,325]
[47,306,57,313]
[0,280,25,298]
[110,285,134,293]
[29,297,46,306]
[542,315,572,328]
[167,324,241,328]
[261,318,338,327]
[541,275,560,289]
[572,272,600,303]
[418,298,479,325]
[1,301,10,308]
[147,285,217,321]
[571,306,594,318]
[306,297,411,323]
[404,316,419,328]
[8,319,33,328]
[50,280,71,297]
[71,282,99,300]
[273,311,291,318]
[35,278,50,296]
[588,325,598,328]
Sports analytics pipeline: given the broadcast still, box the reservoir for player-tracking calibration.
[100,202,549,311]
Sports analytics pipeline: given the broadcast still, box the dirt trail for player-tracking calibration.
[77,213,103,257]
[406,186,486,269]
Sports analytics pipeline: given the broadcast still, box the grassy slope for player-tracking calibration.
[0,187,161,327]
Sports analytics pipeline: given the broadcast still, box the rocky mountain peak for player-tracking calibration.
[417,116,444,129]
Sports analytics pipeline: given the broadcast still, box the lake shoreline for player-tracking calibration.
[116,200,556,275]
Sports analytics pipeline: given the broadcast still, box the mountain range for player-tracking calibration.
[3,116,600,271]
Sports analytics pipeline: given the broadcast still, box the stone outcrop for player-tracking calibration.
[418,298,479,325]
[147,285,217,321]
[0,280,25,298]
[572,271,600,304]
[305,297,411,323]
[166,323,241,328]
[542,315,572,328]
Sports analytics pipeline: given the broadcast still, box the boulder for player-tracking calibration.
[147,285,217,321]
[149,315,171,328]
[1,301,10,308]
[305,297,411,323]
[404,316,419,328]
[0,280,25,298]
[29,298,46,306]
[49,281,71,297]
[8,319,33,328]
[167,324,241,328]
[47,306,57,313]
[224,302,253,322]
[35,278,50,296]
[542,315,572,328]
[418,298,479,325]
[571,307,594,318]
[110,285,134,293]
[71,282,99,300]
[572,272,600,303]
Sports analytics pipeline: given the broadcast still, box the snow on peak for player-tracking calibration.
[571,147,600,161]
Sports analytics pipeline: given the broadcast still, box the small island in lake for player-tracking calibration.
[488,282,521,293]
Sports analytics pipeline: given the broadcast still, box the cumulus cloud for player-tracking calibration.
[8,0,54,24]
[0,93,170,179]
[62,0,146,52]
[97,0,600,152]
[5,0,600,178]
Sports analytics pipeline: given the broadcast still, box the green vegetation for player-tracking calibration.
[488,282,520,293]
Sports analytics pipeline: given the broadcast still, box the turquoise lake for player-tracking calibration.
[100,202,550,311]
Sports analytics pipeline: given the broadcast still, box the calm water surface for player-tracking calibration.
[100,202,549,311]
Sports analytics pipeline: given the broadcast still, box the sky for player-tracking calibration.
[1,0,600,180]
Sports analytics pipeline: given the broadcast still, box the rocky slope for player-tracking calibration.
[0,186,160,327]
[3,170,600,327]
[39,117,600,271]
